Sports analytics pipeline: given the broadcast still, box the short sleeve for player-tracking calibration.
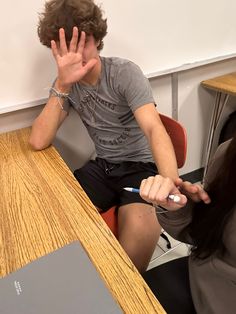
[114,61,155,112]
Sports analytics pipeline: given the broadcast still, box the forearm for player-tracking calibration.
[29,96,67,150]
[29,78,71,150]
[134,104,179,180]
[150,129,178,180]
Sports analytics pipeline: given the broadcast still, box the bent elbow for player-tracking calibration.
[29,136,50,151]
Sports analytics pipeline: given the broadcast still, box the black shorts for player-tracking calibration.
[74,157,158,212]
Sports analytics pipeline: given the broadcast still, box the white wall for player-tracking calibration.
[0,0,55,112]
[101,0,236,75]
[1,59,236,175]
[177,59,236,174]
[0,105,43,134]
[1,0,236,113]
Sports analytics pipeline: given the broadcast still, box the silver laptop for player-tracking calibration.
[0,241,123,314]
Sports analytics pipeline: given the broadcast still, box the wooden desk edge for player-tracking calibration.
[0,127,166,314]
[201,72,236,96]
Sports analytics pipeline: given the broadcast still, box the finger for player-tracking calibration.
[167,194,188,208]
[142,175,175,204]
[59,28,68,56]
[139,178,149,193]
[146,175,163,201]
[69,26,79,52]
[174,177,183,187]
[140,175,163,203]
[155,193,187,212]
[155,177,182,205]
[82,58,98,74]
[139,177,154,201]
[77,31,86,54]
[179,181,211,203]
[170,194,188,208]
[51,40,59,59]
[139,178,146,191]
[195,185,211,204]
[179,180,199,194]
[140,176,165,204]
[153,177,175,203]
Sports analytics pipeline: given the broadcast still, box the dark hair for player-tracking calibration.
[38,0,107,50]
[189,133,236,259]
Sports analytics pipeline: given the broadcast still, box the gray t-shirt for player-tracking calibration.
[64,57,155,163]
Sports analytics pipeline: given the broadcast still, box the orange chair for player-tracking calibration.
[101,113,187,238]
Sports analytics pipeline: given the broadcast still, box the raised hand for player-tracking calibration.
[174,178,211,204]
[139,175,187,211]
[51,27,97,92]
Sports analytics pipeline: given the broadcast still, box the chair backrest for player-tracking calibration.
[159,113,187,169]
[101,113,187,236]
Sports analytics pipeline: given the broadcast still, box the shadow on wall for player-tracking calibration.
[53,107,95,172]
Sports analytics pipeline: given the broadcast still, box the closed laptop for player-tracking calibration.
[0,241,122,314]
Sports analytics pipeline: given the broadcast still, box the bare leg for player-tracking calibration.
[118,203,161,273]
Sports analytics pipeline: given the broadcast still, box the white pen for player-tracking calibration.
[123,187,181,203]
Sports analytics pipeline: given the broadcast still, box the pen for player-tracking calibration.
[123,187,181,203]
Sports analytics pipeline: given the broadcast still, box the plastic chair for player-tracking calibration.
[101,113,187,238]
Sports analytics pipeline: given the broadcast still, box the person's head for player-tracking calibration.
[189,133,236,259]
[38,0,107,50]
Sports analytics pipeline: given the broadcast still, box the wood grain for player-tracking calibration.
[201,72,236,95]
[0,127,165,314]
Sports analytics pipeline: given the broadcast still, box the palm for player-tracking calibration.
[56,52,85,85]
[51,27,97,89]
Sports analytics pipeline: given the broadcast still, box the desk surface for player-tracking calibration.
[0,128,165,314]
[201,72,236,96]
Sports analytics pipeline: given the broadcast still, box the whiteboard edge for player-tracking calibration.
[146,53,236,78]
[1,53,236,114]
[0,98,47,115]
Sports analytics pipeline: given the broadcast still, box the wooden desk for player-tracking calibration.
[0,127,165,314]
[201,72,236,177]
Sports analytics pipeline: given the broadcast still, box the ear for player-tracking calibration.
[96,40,101,48]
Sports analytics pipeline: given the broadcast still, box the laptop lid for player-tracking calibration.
[0,241,123,314]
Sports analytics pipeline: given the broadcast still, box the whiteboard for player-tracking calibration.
[101,0,236,74]
[1,0,236,113]
[0,0,56,113]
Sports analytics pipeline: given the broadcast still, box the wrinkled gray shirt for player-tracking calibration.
[63,57,155,163]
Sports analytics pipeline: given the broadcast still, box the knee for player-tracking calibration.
[120,214,161,242]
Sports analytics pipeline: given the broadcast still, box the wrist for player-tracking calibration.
[49,85,71,111]
[55,79,72,94]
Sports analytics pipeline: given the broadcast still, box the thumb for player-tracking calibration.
[83,58,97,74]
[174,177,183,187]
[167,193,187,210]
[174,193,187,206]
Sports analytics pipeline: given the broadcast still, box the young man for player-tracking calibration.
[30,0,178,272]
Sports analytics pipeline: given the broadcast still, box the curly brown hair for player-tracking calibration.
[38,0,107,50]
